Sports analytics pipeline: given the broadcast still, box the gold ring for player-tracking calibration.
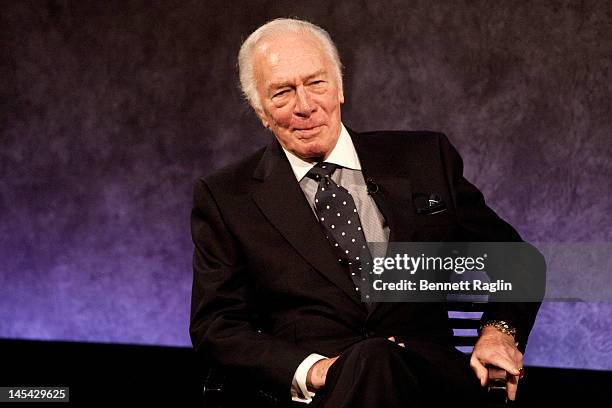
[518,367,525,379]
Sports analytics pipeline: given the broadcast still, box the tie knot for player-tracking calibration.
[306,162,338,181]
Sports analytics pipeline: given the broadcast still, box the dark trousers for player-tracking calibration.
[309,337,487,408]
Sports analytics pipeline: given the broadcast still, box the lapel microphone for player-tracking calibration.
[366,177,379,195]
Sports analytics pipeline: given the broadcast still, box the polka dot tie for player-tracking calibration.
[306,162,373,298]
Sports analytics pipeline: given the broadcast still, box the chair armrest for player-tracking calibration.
[486,365,508,407]
[201,366,226,408]
[201,365,283,408]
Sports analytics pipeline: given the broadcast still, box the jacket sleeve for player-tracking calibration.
[437,134,546,352]
[189,177,312,396]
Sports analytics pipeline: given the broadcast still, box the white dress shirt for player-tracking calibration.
[281,123,389,403]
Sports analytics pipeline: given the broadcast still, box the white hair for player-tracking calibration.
[238,18,343,111]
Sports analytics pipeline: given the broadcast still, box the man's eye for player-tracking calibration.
[273,90,290,97]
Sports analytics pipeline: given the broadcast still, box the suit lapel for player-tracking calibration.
[349,129,417,243]
[349,129,418,317]
[252,139,365,310]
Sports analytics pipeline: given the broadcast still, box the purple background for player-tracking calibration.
[1,1,611,370]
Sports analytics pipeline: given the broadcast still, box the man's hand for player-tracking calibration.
[306,356,339,391]
[306,336,405,392]
[471,326,523,401]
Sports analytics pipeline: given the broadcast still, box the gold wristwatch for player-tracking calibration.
[479,320,518,344]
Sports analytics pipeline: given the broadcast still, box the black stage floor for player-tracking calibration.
[1,338,609,406]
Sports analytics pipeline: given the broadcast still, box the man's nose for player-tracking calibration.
[294,86,316,117]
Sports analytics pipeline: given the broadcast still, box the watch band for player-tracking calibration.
[479,320,517,341]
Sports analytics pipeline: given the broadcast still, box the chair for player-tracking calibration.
[447,301,509,407]
[199,301,509,407]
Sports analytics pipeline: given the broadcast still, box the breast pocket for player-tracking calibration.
[414,212,460,241]
[414,212,458,227]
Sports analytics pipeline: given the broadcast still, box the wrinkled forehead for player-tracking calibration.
[253,33,333,85]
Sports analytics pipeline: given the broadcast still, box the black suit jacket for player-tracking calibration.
[189,128,543,396]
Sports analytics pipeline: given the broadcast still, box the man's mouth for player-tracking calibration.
[294,125,324,138]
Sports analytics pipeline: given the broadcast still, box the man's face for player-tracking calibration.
[252,33,344,161]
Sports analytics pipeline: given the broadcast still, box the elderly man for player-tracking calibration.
[190,18,540,407]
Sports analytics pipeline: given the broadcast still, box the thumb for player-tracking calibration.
[470,356,488,387]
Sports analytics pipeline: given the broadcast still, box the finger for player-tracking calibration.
[320,358,338,384]
[388,336,396,342]
[514,350,524,376]
[398,342,405,348]
[470,356,488,387]
[506,373,519,401]
[484,354,521,376]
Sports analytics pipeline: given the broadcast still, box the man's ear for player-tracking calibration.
[338,88,345,104]
[254,107,270,129]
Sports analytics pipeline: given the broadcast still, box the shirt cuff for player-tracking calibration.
[291,353,328,404]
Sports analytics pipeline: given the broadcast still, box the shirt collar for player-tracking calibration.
[282,123,362,182]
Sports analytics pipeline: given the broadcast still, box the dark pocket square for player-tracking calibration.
[414,193,448,215]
